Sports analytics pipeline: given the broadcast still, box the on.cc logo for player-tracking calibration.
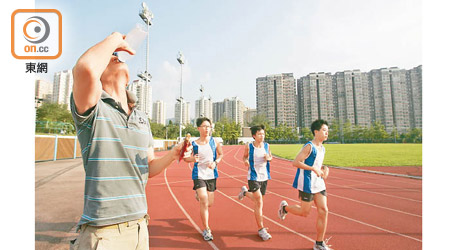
[23,16,50,44]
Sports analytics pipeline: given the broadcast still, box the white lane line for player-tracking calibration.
[164,168,220,250]
[270,177,421,218]
[271,169,422,203]
[219,150,422,242]
[149,179,193,186]
[215,189,316,243]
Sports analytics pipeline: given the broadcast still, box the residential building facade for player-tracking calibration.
[256,73,297,128]
[152,100,166,125]
[52,70,73,109]
[128,79,152,117]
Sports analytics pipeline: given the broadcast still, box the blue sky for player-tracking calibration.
[34,0,422,118]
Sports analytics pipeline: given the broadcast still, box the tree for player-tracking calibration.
[213,117,241,144]
[248,114,270,128]
[183,123,200,137]
[369,120,389,142]
[342,119,353,141]
[36,103,73,124]
[300,127,313,142]
[149,122,165,139]
[36,103,75,134]
[404,128,422,143]
[328,119,341,142]
[270,123,298,141]
[165,123,179,139]
[353,125,368,142]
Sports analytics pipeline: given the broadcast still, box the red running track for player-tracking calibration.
[146,145,422,249]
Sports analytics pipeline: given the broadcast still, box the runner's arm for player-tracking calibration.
[265,144,273,161]
[242,143,250,166]
[214,138,223,165]
[292,144,323,177]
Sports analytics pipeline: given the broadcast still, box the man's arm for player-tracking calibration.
[264,144,273,161]
[292,144,323,177]
[147,143,183,178]
[242,143,250,166]
[215,139,223,164]
[72,32,134,114]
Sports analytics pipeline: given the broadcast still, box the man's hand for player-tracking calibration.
[312,167,324,177]
[243,159,250,167]
[183,145,193,159]
[321,165,329,180]
[170,142,183,161]
[208,161,217,170]
[112,32,136,56]
[184,154,199,163]
[264,154,272,161]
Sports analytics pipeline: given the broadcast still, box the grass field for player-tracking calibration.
[270,143,422,167]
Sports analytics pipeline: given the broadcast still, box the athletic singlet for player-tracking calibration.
[292,141,326,193]
[247,142,271,181]
[192,137,218,180]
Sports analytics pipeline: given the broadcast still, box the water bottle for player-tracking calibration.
[116,23,148,62]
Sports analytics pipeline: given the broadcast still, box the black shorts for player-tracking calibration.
[248,180,268,195]
[298,189,327,202]
[193,179,217,192]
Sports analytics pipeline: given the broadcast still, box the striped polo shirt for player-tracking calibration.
[292,141,326,193]
[247,142,271,181]
[70,90,153,227]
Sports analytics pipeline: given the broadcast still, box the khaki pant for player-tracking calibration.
[70,216,149,250]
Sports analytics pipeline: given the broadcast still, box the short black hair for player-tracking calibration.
[311,119,328,135]
[250,124,265,136]
[196,117,212,127]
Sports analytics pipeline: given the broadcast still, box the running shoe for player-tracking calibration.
[238,186,248,200]
[202,228,213,241]
[313,243,331,250]
[278,200,288,220]
[313,237,333,250]
[258,227,272,241]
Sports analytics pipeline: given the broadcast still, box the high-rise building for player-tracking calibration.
[152,100,166,125]
[128,79,152,117]
[52,70,73,110]
[368,67,410,132]
[333,70,371,127]
[296,66,421,134]
[297,72,334,128]
[406,65,422,129]
[256,73,297,128]
[212,97,245,125]
[35,78,53,108]
[174,101,191,125]
[195,97,213,120]
[213,102,225,123]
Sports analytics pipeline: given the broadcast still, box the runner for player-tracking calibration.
[183,117,223,241]
[237,124,273,241]
[278,119,332,250]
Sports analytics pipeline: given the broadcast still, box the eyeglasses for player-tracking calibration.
[199,125,212,128]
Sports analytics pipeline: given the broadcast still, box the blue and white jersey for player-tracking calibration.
[192,137,218,180]
[292,141,326,193]
[247,142,271,181]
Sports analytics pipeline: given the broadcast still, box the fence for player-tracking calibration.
[35,135,177,162]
